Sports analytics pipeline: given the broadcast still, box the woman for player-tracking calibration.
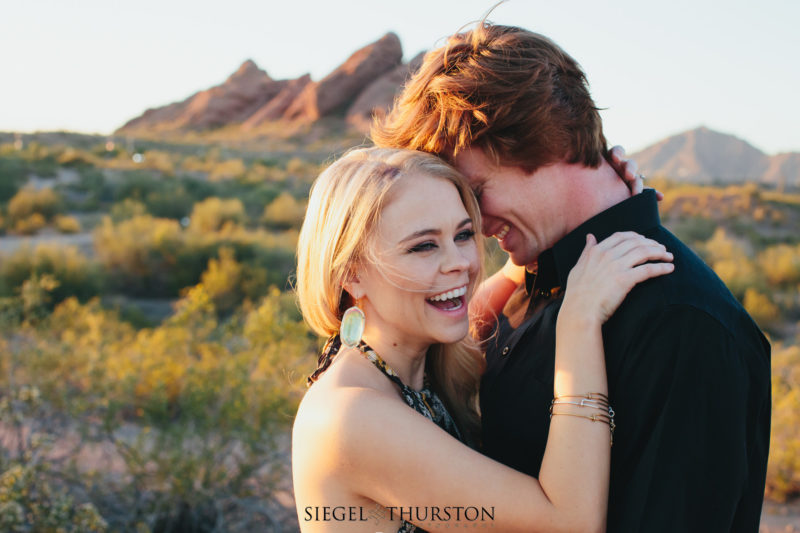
[292,147,673,532]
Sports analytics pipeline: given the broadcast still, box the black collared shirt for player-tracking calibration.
[481,190,771,532]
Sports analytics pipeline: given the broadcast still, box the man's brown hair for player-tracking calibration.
[372,23,608,172]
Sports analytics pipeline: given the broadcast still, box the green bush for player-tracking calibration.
[262,192,306,229]
[189,197,247,233]
[768,343,800,502]
[0,284,314,530]
[0,245,101,304]
[7,187,62,223]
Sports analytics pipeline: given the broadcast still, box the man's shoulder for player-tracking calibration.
[620,227,745,328]
[606,227,768,357]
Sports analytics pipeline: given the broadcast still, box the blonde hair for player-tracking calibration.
[296,147,485,439]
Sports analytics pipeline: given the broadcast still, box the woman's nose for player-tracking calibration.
[441,243,471,273]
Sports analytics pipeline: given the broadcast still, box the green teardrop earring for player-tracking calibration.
[340,299,365,348]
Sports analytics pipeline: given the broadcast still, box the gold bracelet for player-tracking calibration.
[551,398,614,415]
[550,392,615,446]
[550,411,615,445]
[554,392,609,402]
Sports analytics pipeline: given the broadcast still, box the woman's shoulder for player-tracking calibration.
[294,352,404,449]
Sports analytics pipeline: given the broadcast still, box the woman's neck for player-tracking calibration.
[360,328,429,391]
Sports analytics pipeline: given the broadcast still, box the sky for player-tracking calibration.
[1,0,798,154]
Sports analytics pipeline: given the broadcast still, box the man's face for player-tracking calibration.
[453,147,570,266]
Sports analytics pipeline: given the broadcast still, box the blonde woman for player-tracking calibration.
[292,147,673,532]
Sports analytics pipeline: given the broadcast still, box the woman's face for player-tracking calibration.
[352,173,479,351]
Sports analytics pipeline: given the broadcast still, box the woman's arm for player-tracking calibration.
[308,233,673,532]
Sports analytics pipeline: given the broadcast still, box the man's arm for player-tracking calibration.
[606,304,770,533]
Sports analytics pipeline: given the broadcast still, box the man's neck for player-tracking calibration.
[558,158,631,241]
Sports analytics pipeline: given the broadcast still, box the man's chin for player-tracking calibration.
[508,250,536,268]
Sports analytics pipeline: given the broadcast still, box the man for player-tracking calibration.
[373,23,771,532]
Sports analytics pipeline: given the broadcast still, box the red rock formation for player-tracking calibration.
[282,33,403,122]
[117,60,281,133]
[242,74,312,130]
[346,51,425,132]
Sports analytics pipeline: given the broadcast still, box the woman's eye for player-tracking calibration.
[408,241,437,253]
[456,229,475,241]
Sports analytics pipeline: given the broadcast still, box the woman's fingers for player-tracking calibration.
[608,145,645,195]
[627,262,675,284]
[618,244,674,268]
[590,233,666,261]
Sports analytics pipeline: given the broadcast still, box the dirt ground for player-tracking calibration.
[761,500,800,532]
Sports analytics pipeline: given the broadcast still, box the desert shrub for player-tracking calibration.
[112,172,166,203]
[111,173,194,219]
[56,147,96,167]
[665,216,718,244]
[758,244,800,286]
[0,157,27,201]
[18,141,59,177]
[767,343,800,502]
[93,212,297,298]
[285,157,322,184]
[0,245,101,303]
[189,197,247,233]
[74,168,110,200]
[245,162,280,183]
[262,192,306,229]
[109,198,148,222]
[199,246,245,315]
[701,228,764,297]
[1,284,314,530]
[209,158,246,181]
[240,183,281,215]
[0,386,108,532]
[145,186,195,220]
[140,150,175,175]
[742,288,780,330]
[12,212,47,235]
[55,214,82,234]
[93,215,183,295]
[7,187,62,223]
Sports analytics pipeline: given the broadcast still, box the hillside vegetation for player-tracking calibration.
[0,135,798,530]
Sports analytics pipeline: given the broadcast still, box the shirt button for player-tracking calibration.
[502,346,510,355]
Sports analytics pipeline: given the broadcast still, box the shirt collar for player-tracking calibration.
[526,189,661,293]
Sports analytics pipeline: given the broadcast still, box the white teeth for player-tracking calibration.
[427,285,467,302]
[495,224,510,240]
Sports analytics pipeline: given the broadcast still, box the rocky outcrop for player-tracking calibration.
[118,60,280,133]
[346,51,425,132]
[282,33,403,121]
[242,74,312,130]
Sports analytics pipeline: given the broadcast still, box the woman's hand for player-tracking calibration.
[608,145,664,201]
[560,232,674,326]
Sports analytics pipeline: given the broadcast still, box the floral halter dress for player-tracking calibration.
[309,335,466,533]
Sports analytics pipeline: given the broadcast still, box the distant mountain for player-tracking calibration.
[116,33,414,136]
[631,126,800,186]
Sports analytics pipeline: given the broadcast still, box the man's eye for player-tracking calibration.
[456,229,475,241]
[473,184,484,202]
[408,242,437,253]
